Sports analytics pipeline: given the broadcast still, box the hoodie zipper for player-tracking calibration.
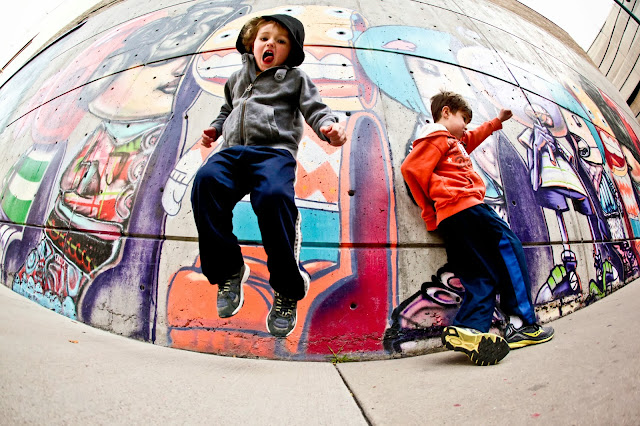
[239,66,283,145]
[240,83,253,144]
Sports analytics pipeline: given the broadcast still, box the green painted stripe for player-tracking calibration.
[2,194,31,223]
[17,157,49,183]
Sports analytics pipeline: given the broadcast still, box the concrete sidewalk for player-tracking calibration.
[1,282,639,425]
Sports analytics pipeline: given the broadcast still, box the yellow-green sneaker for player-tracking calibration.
[504,323,554,349]
[441,326,510,366]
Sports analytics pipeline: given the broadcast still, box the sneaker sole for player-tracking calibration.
[264,271,307,337]
[441,326,510,366]
[301,270,310,297]
[507,334,554,349]
[266,314,297,338]
[218,265,250,318]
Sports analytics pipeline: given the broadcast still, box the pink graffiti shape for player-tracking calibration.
[382,39,416,52]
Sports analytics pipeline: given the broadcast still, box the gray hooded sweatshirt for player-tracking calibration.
[210,53,338,158]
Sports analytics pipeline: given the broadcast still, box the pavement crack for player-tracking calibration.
[333,364,373,425]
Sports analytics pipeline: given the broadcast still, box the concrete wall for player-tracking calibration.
[1,0,639,361]
[587,0,640,123]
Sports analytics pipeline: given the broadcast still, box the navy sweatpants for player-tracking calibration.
[437,203,537,332]
[191,145,307,300]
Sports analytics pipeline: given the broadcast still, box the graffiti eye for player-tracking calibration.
[325,8,350,19]
[275,6,304,15]
[326,27,353,41]
[577,139,590,158]
[213,29,240,44]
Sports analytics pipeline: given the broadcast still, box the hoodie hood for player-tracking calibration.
[415,123,449,141]
[236,14,306,67]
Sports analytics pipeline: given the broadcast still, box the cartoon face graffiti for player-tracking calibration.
[90,57,190,120]
[8,4,245,334]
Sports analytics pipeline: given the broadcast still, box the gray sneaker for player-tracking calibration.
[504,323,554,349]
[217,264,250,318]
[266,292,298,337]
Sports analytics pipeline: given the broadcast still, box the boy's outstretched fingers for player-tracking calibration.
[321,122,347,147]
[201,127,217,147]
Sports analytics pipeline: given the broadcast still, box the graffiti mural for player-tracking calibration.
[353,24,640,354]
[164,5,397,359]
[4,2,249,339]
[1,0,639,360]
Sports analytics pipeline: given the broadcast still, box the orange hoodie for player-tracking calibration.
[401,118,502,231]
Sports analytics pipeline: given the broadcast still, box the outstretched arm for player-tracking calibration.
[298,73,344,144]
[463,108,512,153]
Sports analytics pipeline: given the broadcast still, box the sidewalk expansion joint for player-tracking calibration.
[334,364,373,425]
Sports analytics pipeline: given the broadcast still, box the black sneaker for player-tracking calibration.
[266,292,298,337]
[504,323,554,349]
[217,264,250,318]
[441,326,510,366]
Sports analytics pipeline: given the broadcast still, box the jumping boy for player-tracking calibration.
[401,91,554,365]
[191,14,346,337]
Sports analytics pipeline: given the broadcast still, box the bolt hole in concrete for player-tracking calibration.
[348,189,355,196]
[350,302,357,310]
[140,285,145,290]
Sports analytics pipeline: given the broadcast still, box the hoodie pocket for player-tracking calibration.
[244,103,278,143]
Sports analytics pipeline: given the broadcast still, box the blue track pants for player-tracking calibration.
[438,203,537,332]
[191,146,307,300]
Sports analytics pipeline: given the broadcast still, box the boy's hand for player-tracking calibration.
[321,122,347,147]
[498,109,513,122]
[201,127,218,148]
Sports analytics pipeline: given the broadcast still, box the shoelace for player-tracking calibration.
[219,270,242,295]
[273,295,296,318]
[218,277,234,295]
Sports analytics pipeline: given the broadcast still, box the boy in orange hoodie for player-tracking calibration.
[401,91,554,366]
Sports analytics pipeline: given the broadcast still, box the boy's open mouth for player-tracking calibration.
[263,50,274,64]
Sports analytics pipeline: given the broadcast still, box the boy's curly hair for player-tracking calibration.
[240,17,288,53]
[430,91,473,122]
